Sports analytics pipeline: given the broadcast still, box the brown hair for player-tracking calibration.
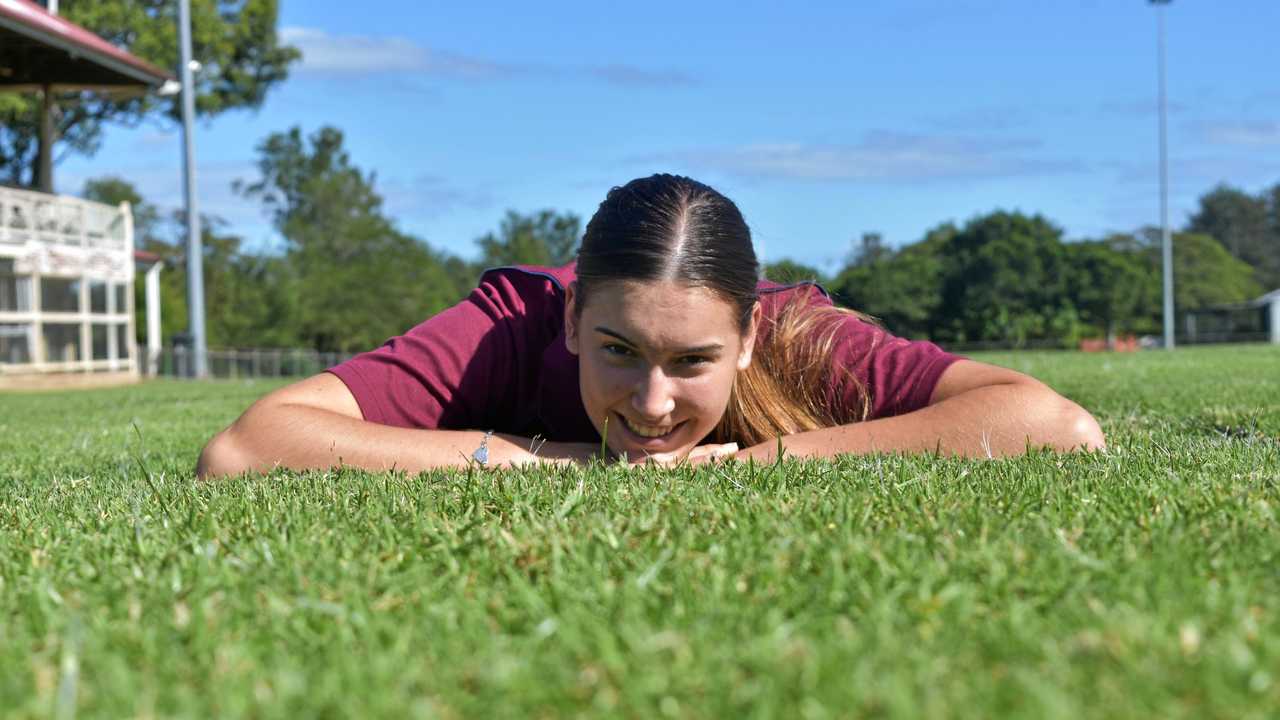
[713,289,871,446]
[576,174,869,446]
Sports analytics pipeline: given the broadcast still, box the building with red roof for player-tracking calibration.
[1,0,173,388]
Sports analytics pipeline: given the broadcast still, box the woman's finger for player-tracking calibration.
[627,443,742,468]
[687,443,738,460]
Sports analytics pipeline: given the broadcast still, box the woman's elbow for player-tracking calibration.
[196,428,251,480]
[1052,397,1106,452]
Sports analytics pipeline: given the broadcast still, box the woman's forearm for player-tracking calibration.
[739,380,1104,462]
[197,401,560,478]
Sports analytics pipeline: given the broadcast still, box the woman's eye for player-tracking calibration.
[603,344,633,357]
[679,355,710,366]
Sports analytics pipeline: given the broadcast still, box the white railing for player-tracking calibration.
[0,185,129,251]
[141,347,357,380]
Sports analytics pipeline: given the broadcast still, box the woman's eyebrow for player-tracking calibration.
[593,326,724,354]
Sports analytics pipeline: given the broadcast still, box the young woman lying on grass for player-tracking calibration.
[197,174,1103,478]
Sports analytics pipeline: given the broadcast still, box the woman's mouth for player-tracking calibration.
[614,412,683,446]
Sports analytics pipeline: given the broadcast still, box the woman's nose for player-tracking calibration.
[631,366,676,419]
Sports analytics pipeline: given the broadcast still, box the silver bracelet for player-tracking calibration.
[472,430,494,467]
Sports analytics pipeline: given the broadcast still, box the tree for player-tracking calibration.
[1065,237,1150,342]
[831,225,951,339]
[1162,232,1261,310]
[832,213,1090,346]
[1187,183,1280,290]
[763,259,826,285]
[936,212,1078,345]
[240,126,468,352]
[846,232,892,268]
[476,210,581,268]
[2,0,299,187]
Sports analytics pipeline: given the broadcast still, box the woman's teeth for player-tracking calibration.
[621,415,674,438]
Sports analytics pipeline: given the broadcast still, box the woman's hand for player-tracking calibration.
[509,440,741,468]
[629,442,740,468]
[503,438,603,467]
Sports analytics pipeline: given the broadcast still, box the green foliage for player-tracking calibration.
[476,209,581,268]
[1127,228,1263,313]
[0,0,299,186]
[1065,236,1151,339]
[833,213,1080,346]
[239,126,471,352]
[1165,231,1263,309]
[847,231,892,267]
[944,212,1077,345]
[830,207,1267,346]
[832,225,951,338]
[1187,183,1280,291]
[763,258,827,285]
[2,346,1279,717]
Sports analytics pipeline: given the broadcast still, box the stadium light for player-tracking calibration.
[1151,0,1174,350]
[177,0,208,377]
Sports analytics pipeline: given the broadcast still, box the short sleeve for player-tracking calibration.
[829,317,963,420]
[327,270,561,429]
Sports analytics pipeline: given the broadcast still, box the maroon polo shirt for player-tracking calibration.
[328,263,961,441]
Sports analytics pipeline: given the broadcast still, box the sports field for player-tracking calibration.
[2,345,1278,718]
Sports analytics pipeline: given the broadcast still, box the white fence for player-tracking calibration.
[142,347,356,380]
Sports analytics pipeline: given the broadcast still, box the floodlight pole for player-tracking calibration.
[177,0,207,377]
[1152,0,1174,350]
[37,2,56,193]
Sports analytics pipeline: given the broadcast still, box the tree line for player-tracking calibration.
[84,123,1277,353]
[795,185,1273,346]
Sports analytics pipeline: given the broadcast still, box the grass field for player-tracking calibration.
[2,345,1278,718]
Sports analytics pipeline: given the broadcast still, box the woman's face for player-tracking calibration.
[565,279,760,461]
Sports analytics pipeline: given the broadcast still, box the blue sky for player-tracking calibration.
[58,0,1280,273]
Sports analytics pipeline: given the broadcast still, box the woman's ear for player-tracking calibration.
[737,302,762,370]
[564,282,580,355]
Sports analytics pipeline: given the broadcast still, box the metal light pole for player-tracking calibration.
[1152,0,1174,350]
[177,0,207,376]
[37,1,58,192]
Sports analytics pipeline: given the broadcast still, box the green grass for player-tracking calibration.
[2,345,1278,718]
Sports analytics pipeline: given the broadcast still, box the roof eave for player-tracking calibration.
[0,14,173,88]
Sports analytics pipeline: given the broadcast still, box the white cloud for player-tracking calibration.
[1201,121,1280,147]
[641,131,1079,182]
[279,26,694,87]
[280,26,512,78]
[586,64,695,87]
[1099,99,1189,116]
[1108,152,1280,187]
[379,175,496,224]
